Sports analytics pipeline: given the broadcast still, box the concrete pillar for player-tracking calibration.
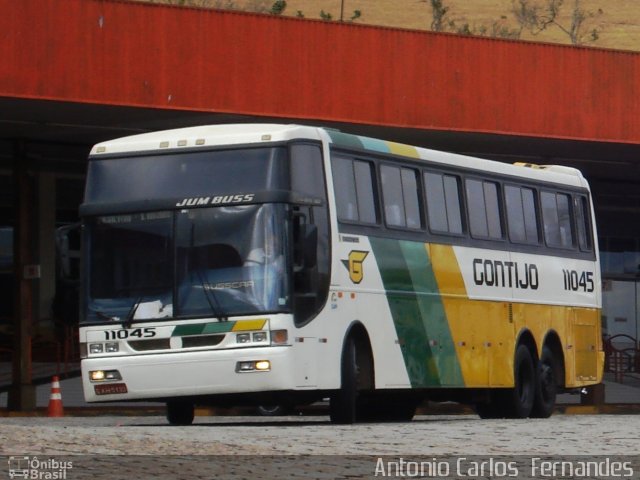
[8,141,36,411]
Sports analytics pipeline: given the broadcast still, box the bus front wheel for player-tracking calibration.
[330,335,372,424]
[166,400,195,426]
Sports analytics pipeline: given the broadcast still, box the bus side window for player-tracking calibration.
[424,172,463,235]
[331,156,378,225]
[401,169,422,229]
[466,179,503,240]
[574,195,593,252]
[541,191,574,249]
[505,185,539,244]
[354,160,377,224]
[381,165,406,228]
[380,165,421,230]
[331,156,358,221]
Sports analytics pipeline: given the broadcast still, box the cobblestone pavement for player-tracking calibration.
[1,414,639,455]
[1,414,638,479]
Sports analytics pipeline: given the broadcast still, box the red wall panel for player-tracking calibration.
[2,0,640,144]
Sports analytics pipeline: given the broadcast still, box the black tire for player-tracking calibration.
[330,335,372,424]
[505,344,536,418]
[531,346,557,418]
[166,400,195,426]
[330,337,358,424]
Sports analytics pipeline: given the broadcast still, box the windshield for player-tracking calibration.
[85,204,290,323]
[85,147,287,204]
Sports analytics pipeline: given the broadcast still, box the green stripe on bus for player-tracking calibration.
[399,241,464,387]
[172,322,234,336]
[202,322,235,334]
[369,237,440,387]
[326,130,365,150]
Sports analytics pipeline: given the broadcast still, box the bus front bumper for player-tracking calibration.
[81,346,294,403]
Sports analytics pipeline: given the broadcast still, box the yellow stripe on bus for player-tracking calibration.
[387,142,420,159]
[232,319,267,331]
[428,243,603,388]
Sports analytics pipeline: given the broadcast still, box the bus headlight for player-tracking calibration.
[236,360,271,372]
[253,332,267,342]
[89,370,122,382]
[89,342,119,354]
[236,333,251,344]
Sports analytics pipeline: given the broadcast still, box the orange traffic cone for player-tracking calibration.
[47,376,64,417]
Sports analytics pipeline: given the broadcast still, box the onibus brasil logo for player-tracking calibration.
[8,456,72,479]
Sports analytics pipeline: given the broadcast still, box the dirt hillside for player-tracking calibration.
[134,0,640,51]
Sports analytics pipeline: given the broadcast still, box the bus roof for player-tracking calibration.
[90,123,588,189]
[89,124,323,155]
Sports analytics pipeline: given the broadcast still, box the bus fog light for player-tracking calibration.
[105,342,119,353]
[89,343,104,354]
[253,332,267,342]
[236,333,251,344]
[270,329,288,345]
[255,360,271,371]
[90,370,106,381]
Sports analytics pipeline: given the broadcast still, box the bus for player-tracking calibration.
[79,124,603,424]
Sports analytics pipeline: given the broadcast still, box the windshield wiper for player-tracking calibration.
[196,269,228,323]
[123,296,143,329]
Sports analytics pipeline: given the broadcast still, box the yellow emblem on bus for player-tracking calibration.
[342,250,369,284]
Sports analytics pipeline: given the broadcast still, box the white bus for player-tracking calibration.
[80,124,603,424]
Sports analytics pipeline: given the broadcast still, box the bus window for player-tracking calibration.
[354,161,377,224]
[381,165,406,227]
[331,156,378,225]
[424,172,463,235]
[466,179,503,240]
[332,157,359,221]
[381,165,422,230]
[575,195,593,252]
[505,186,539,244]
[401,169,422,229]
[542,191,574,248]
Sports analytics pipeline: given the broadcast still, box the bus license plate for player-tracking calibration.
[94,383,128,395]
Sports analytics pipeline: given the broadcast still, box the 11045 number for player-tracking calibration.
[562,269,595,292]
[103,328,157,340]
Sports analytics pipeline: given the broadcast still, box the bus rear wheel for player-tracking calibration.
[166,400,195,426]
[531,346,557,418]
[505,344,536,418]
